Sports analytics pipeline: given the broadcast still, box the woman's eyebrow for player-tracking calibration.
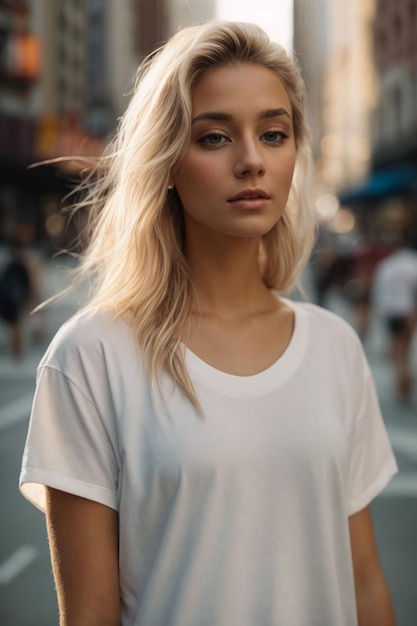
[191,112,232,123]
[191,107,292,124]
[258,108,292,121]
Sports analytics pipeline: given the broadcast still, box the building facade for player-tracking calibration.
[0,0,45,242]
[339,0,417,242]
[292,0,417,240]
[0,0,140,244]
[294,0,377,196]
[373,0,417,169]
[167,0,216,34]
[0,0,218,245]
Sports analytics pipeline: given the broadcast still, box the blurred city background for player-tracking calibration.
[0,0,416,624]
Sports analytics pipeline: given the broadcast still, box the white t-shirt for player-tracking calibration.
[20,299,397,626]
[372,248,417,317]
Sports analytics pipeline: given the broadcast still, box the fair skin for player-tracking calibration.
[45,63,395,625]
[173,63,296,373]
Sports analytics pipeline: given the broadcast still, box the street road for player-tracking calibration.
[0,257,81,626]
[0,261,416,625]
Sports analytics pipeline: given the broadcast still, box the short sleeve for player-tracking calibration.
[19,364,120,513]
[346,350,398,516]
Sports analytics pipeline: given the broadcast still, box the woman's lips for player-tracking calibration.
[228,188,271,210]
[229,197,270,210]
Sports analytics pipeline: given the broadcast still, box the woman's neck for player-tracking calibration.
[185,235,275,319]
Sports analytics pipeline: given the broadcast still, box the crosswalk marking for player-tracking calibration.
[381,472,417,498]
[0,392,33,432]
[0,545,39,585]
[0,391,33,430]
[387,426,417,464]
[379,425,417,497]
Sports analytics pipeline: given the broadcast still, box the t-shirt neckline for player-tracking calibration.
[184,298,309,396]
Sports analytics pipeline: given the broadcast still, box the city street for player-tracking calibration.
[0,256,80,625]
[0,259,416,625]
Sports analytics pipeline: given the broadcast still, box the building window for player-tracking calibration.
[413,76,417,130]
[410,1,417,52]
[376,29,387,68]
[392,84,403,135]
[379,93,389,144]
[393,13,402,57]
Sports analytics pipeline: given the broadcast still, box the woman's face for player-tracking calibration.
[172,63,297,244]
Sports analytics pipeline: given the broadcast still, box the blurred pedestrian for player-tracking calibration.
[310,228,338,306]
[343,238,392,343]
[0,238,31,357]
[20,22,397,626]
[15,222,45,344]
[372,236,417,403]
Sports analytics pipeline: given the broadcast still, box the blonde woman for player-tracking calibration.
[20,22,397,626]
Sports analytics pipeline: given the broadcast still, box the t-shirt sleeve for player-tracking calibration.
[19,364,120,513]
[346,345,398,516]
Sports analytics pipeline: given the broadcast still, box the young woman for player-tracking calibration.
[20,22,397,626]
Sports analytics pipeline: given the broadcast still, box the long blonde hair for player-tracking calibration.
[71,21,316,410]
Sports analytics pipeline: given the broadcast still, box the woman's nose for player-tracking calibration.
[233,138,265,178]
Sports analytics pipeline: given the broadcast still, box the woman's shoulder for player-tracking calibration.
[39,308,135,372]
[288,298,362,346]
[49,307,130,347]
[287,298,369,376]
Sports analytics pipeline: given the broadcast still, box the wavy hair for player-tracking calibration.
[71,21,316,411]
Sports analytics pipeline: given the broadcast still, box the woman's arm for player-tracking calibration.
[46,487,120,626]
[349,506,396,626]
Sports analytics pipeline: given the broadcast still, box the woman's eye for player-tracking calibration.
[199,133,227,146]
[262,130,288,143]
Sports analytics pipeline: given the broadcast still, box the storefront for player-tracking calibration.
[338,164,417,246]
